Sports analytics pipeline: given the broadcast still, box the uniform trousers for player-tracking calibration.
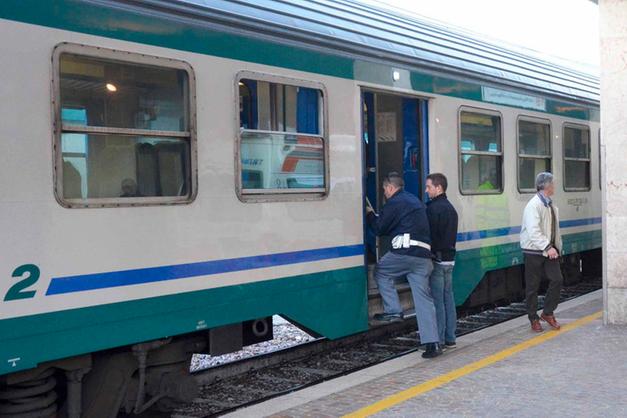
[374,252,439,344]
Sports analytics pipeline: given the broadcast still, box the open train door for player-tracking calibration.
[362,90,429,313]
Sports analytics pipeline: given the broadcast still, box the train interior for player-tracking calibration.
[362,91,429,315]
[59,54,191,200]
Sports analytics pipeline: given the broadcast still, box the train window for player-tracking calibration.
[236,72,327,201]
[563,124,591,191]
[517,118,551,192]
[53,44,196,207]
[459,109,503,194]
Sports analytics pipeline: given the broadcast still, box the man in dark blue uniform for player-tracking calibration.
[367,172,442,358]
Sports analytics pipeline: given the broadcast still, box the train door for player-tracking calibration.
[362,91,429,306]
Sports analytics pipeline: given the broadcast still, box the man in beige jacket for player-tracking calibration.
[520,172,563,332]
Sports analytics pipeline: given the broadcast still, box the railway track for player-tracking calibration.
[133,277,602,418]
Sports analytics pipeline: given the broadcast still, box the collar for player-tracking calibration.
[537,192,552,207]
[388,189,403,200]
[428,193,447,204]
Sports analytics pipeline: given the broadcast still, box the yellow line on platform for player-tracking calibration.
[343,310,602,418]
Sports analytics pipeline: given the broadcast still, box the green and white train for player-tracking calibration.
[0,0,601,416]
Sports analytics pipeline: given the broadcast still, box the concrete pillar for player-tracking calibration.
[601,0,627,324]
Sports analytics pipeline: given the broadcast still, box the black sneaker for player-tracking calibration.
[372,313,403,322]
[445,341,457,348]
[421,343,443,359]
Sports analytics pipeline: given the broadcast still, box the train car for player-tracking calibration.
[0,0,601,416]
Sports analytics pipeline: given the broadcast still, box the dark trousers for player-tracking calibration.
[524,254,563,321]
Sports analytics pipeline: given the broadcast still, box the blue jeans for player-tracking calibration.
[374,252,439,344]
[429,263,457,343]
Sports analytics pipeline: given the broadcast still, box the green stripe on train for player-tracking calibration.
[0,0,598,121]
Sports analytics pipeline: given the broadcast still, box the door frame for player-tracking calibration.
[360,87,431,263]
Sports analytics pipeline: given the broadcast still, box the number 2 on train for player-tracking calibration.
[4,264,40,301]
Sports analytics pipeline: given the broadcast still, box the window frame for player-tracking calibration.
[234,71,329,203]
[562,122,592,192]
[457,106,504,195]
[516,115,552,194]
[52,42,198,208]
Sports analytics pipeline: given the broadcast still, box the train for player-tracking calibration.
[0,0,601,416]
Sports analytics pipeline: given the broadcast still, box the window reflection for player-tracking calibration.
[239,78,325,195]
[241,132,324,190]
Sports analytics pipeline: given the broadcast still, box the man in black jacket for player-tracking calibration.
[367,172,441,358]
[425,173,459,348]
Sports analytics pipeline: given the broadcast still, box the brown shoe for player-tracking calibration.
[530,319,543,332]
[541,313,561,330]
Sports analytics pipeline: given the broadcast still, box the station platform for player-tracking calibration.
[226,290,627,417]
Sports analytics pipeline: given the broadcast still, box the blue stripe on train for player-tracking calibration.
[46,217,601,295]
[46,244,365,295]
[456,217,602,242]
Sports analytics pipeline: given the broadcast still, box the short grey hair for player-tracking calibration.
[383,172,405,189]
[535,172,554,191]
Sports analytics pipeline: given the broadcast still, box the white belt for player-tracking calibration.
[391,234,431,251]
